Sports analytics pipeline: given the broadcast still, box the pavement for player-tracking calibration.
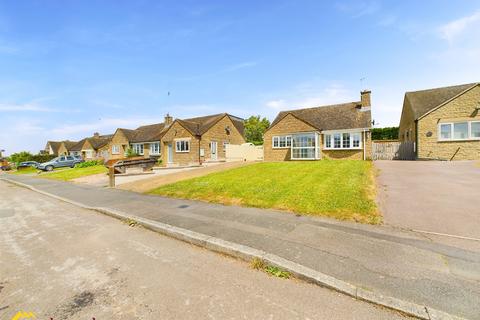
[376,160,480,250]
[0,181,411,320]
[3,174,480,319]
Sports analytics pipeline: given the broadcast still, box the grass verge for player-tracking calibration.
[41,165,107,181]
[150,161,379,224]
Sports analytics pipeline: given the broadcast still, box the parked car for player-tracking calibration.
[37,155,84,171]
[17,161,40,168]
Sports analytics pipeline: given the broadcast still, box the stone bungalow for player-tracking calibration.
[69,133,113,160]
[45,140,77,156]
[399,82,480,160]
[107,114,173,160]
[263,91,372,161]
[161,113,245,166]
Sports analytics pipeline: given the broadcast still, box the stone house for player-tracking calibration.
[263,91,372,161]
[399,82,480,160]
[69,133,113,160]
[57,141,78,156]
[160,113,245,166]
[106,114,174,160]
[44,141,62,155]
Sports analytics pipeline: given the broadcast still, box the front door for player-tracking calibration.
[211,141,217,161]
[168,143,173,164]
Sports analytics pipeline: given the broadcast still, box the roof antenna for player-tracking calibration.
[360,77,366,90]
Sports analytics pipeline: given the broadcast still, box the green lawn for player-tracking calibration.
[11,167,39,175]
[41,165,107,181]
[150,161,380,224]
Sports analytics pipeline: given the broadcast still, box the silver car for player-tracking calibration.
[37,155,84,171]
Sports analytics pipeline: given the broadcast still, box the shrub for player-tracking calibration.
[125,148,138,158]
[75,160,102,168]
[8,152,56,165]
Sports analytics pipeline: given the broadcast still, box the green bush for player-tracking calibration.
[8,151,56,165]
[75,160,102,168]
[371,127,399,140]
[125,148,138,158]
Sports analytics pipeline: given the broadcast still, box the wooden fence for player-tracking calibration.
[372,140,415,160]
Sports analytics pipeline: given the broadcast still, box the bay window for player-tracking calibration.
[324,131,363,149]
[272,135,292,148]
[438,121,480,141]
[291,133,319,160]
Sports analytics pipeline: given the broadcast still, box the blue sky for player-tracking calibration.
[1,0,479,154]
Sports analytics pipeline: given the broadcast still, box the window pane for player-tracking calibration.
[440,124,451,139]
[353,133,360,147]
[286,136,292,147]
[273,137,279,148]
[279,136,286,147]
[472,122,480,138]
[325,134,331,148]
[342,133,350,148]
[334,134,341,148]
[453,122,468,139]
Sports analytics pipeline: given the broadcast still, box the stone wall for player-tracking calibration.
[417,85,480,160]
[161,122,200,166]
[200,115,245,162]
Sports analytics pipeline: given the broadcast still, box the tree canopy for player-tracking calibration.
[371,127,399,140]
[244,115,270,145]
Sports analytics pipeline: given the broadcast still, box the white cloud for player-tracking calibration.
[266,99,287,110]
[439,11,480,43]
[0,102,57,112]
[224,61,257,72]
[265,83,357,111]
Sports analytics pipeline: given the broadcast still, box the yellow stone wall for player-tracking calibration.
[417,85,480,160]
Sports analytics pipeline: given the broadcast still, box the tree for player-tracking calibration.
[371,127,399,140]
[8,151,34,164]
[244,115,270,145]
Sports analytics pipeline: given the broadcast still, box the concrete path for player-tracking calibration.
[3,175,480,319]
[376,160,480,248]
[0,181,411,320]
[116,161,253,192]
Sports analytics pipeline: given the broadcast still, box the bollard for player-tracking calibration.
[108,166,115,187]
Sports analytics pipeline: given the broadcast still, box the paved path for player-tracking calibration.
[376,160,480,247]
[3,175,480,319]
[0,181,410,320]
[116,161,253,192]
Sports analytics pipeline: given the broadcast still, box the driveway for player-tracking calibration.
[375,160,480,242]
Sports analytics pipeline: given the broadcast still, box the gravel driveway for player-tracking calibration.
[376,160,480,243]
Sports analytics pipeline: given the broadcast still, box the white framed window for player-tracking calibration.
[112,145,120,155]
[132,143,144,155]
[325,134,332,148]
[291,133,319,160]
[438,121,480,141]
[324,132,363,150]
[175,140,190,152]
[85,150,94,158]
[472,121,480,138]
[150,142,160,155]
[272,135,292,148]
[223,141,229,151]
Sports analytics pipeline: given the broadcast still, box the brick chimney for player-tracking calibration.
[164,113,173,126]
[360,90,371,109]
[93,132,100,138]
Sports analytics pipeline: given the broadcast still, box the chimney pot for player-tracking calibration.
[93,132,100,138]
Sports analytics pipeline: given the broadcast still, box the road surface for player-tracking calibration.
[0,181,409,320]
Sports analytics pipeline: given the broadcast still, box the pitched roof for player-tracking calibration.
[269,102,371,132]
[131,123,168,142]
[69,134,113,151]
[46,141,62,154]
[405,83,478,120]
[63,140,78,150]
[177,113,245,136]
[117,128,136,141]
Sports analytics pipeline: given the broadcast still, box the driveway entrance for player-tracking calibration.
[375,160,480,242]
